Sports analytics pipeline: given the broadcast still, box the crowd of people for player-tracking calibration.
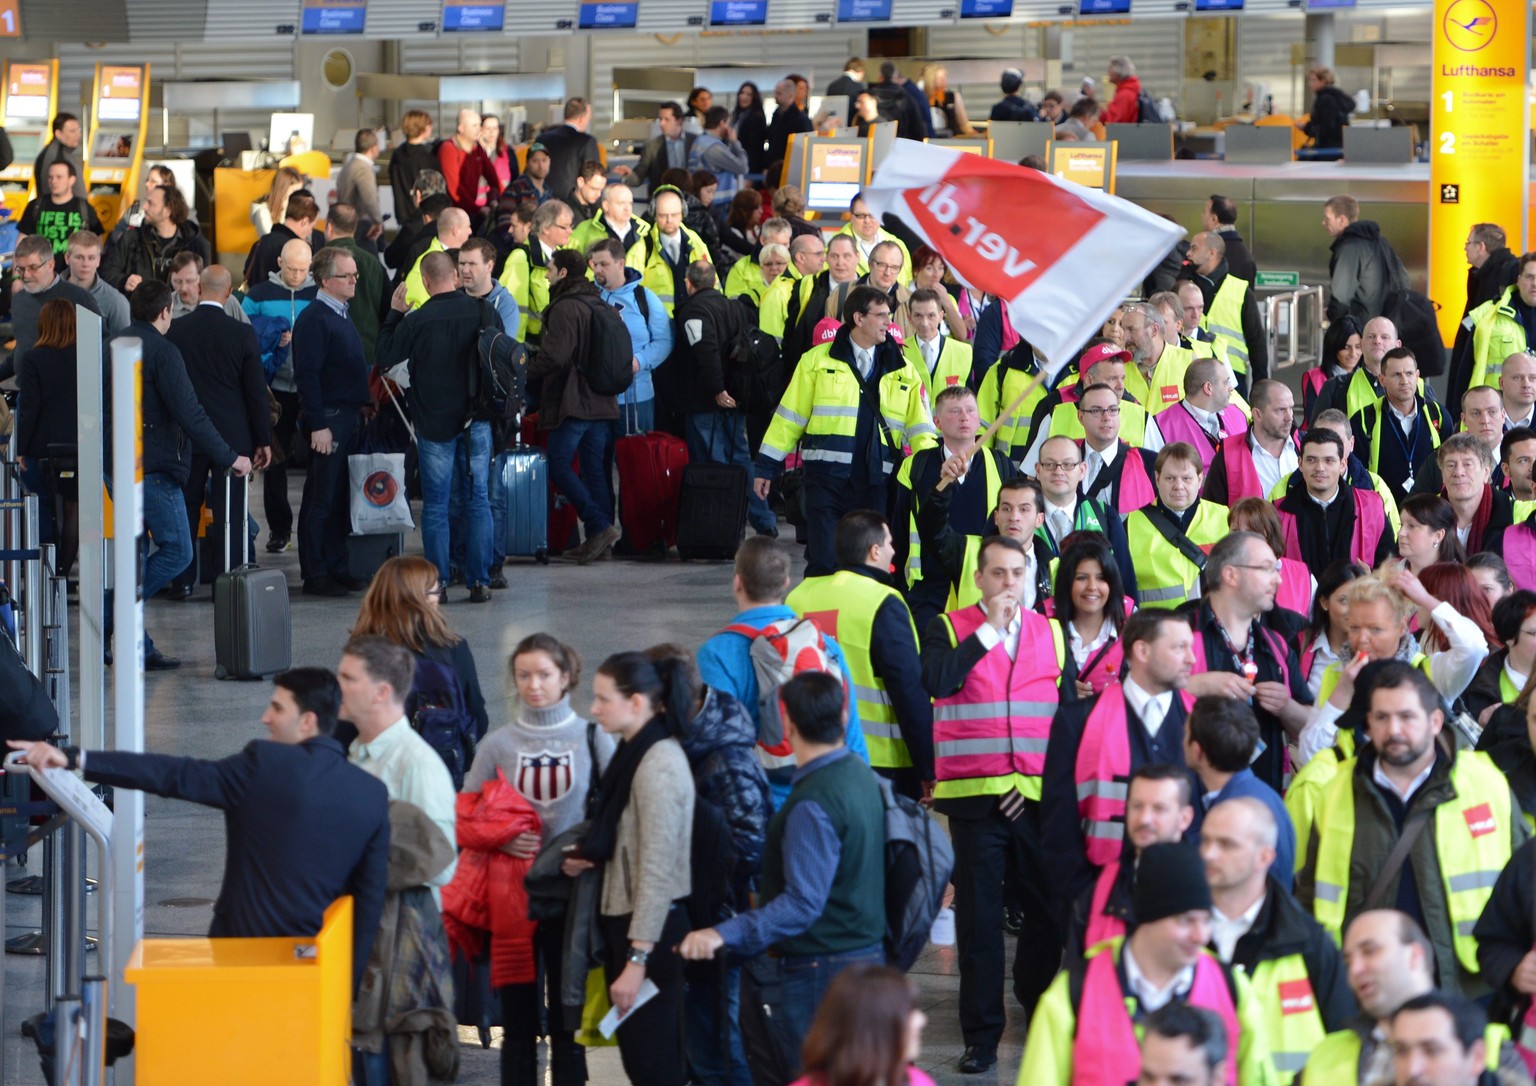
[2,60,1534,1086]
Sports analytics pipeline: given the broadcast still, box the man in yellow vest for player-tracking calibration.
[1022,343,1150,472]
[498,199,575,345]
[1200,798,1355,1085]
[757,233,825,341]
[640,187,709,316]
[1467,254,1536,392]
[1179,231,1266,393]
[920,533,1064,1072]
[402,206,471,309]
[1296,661,1529,999]
[835,192,911,280]
[787,509,934,800]
[724,217,791,304]
[1316,315,1402,421]
[1349,346,1447,506]
[1126,443,1230,610]
[903,289,974,399]
[566,182,648,269]
[1121,300,1196,416]
[914,474,1053,625]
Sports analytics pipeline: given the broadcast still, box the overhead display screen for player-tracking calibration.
[1078,0,1131,13]
[442,1,505,30]
[6,63,49,121]
[961,0,1014,14]
[837,0,892,22]
[806,141,866,208]
[579,1,639,27]
[710,0,767,24]
[97,66,143,123]
[1306,0,1355,7]
[301,0,367,34]
[1195,0,1243,8]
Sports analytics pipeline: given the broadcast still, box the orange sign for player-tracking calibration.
[8,62,47,95]
[100,66,142,99]
[1429,0,1529,343]
[1049,142,1116,194]
[0,1,20,38]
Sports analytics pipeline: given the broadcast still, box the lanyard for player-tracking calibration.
[1214,613,1260,684]
[1383,402,1421,474]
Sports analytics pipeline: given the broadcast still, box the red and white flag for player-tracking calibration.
[861,139,1185,373]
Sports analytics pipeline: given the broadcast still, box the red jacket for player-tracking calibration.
[1102,75,1142,125]
[436,138,501,213]
[443,772,542,988]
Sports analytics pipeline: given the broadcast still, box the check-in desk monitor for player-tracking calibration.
[85,64,150,232]
[803,137,869,214]
[929,137,992,157]
[0,60,56,217]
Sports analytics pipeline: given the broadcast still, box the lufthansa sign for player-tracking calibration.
[1429,0,1529,344]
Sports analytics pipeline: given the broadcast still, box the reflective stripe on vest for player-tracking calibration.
[789,571,920,769]
[1074,689,1197,866]
[1126,501,1230,610]
[1071,940,1240,1086]
[932,606,1063,801]
[1204,275,1251,373]
[1251,953,1327,1084]
[1311,750,1514,971]
[980,361,1048,462]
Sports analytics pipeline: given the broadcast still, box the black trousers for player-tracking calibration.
[296,406,360,581]
[173,455,249,589]
[948,800,1061,1048]
[498,920,585,1086]
[802,472,888,578]
[601,907,690,1086]
[263,389,301,538]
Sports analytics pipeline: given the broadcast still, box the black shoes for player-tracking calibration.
[488,573,509,590]
[333,575,367,592]
[468,584,493,604]
[959,1046,998,1074]
[302,576,351,597]
[1003,906,1024,935]
[159,584,194,601]
[265,533,290,553]
[144,651,181,671]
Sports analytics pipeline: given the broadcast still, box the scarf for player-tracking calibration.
[1462,484,1494,552]
[580,716,668,863]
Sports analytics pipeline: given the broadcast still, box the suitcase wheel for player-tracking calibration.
[215,665,228,681]
[535,548,548,565]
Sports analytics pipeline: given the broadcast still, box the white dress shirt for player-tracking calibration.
[974,607,1023,660]
[1069,620,1113,670]
[1122,942,1195,1013]
[1372,756,1436,803]
[940,442,970,485]
[1305,631,1343,699]
[1122,677,1172,739]
[1250,435,1298,501]
[1020,548,1040,612]
[1388,399,1418,440]
[852,343,875,380]
[1211,894,1266,962]
[1505,407,1534,431]
[350,717,458,891]
[1083,441,1119,494]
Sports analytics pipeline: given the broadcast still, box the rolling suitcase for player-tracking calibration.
[214,474,291,681]
[518,413,579,556]
[676,463,749,560]
[496,444,551,564]
[615,428,688,555]
[346,531,405,583]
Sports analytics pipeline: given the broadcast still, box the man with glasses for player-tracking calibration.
[1022,343,1148,474]
[8,234,99,379]
[1203,379,1298,505]
[834,192,910,280]
[1034,434,1137,594]
[640,187,708,316]
[1078,381,1161,516]
[861,239,913,341]
[498,198,574,346]
[1184,531,1313,794]
[1272,427,1393,571]
[1121,300,1195,416]
[1411,385,1508,498]
[756,285,936,576]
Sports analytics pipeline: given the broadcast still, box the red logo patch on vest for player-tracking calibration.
[1465,803,1497,838]
[803,609,840,640]
[1160,385,1179,403]
[1277,978,1315,1015]
[945,374,960,386]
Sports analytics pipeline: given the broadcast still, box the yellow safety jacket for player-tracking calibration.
[1047,396,1148,445]
[1125,343,1195,416]
[638,225,709,315]
[903,337,974,400]
[1125,500,1230,610]
[759,268,810,340]
[1310,750,1515,973]
[897,444,1005,588]
[759,341,937,478]
[1203,274,1253,376]
[977,352,1049,464]
[1248,953,1327,1085]
[833,223,911,280]
[498,244,552,342]
[1188,331,1231,369]
[724,255,770,304]
[1303,1024,1512,1086]
[788,570,921,768]
[403,237,445,310]
[567,215,648,271]
[1469,286,1529,390]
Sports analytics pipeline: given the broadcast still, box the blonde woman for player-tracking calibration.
[251,166,304,237]
[924,65,975,137]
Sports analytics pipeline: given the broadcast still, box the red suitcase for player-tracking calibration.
[615,430,689,555]
[519,413,580,556]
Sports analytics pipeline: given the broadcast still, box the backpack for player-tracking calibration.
[879,775,955,972]
[405,658,477,791]
[470,298,528,422]
[721,616,841,770]
[729,295,780,407]
[1137,92,1172,124]
[570,293,635,396]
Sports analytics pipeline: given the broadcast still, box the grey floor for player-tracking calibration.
[0,480,1028,1084]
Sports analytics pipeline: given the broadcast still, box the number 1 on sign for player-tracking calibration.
[1441,90,1453,113]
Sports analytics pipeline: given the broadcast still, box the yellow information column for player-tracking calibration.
[1429,0,1529,345]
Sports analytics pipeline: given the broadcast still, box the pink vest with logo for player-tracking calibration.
[1276,488,1387,569]
[1155,403,1250,471]
[1277,557,1312,615]
[1072,945,1240,1086]
[933,606,1062,782]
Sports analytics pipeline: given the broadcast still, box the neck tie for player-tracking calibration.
[666,237,680,264]
[1084,449,1101,491]
[922,341,936,373]
[1142,696,1163,734]
[1052,508,1072,546]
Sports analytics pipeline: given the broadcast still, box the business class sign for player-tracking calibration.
[1429,0,1528,343]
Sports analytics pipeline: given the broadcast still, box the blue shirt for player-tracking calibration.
[1190,767,1296,892]
[697,604,870,809]
[713,747,851,956]
[479,281,522,340]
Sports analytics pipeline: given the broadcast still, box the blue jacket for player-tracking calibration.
[680,687,772,913]
[597,268,672,407]
[480,281,522,340]
[697,604,871,809]
[1189,767,1297,892]
[241,272,317,391]
[85,737,390,993]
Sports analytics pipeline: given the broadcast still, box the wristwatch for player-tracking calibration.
[626,947,650,967]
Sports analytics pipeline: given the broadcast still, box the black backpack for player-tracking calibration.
[470,299,528,421]
[1137,91,1170,124]
[569,294,635,396]
[404,658,477,791]
[729,295,781,406]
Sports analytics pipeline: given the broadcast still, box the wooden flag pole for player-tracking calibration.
[934,363,1055,492]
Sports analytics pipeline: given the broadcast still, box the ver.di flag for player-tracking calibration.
[862,139,1185,372]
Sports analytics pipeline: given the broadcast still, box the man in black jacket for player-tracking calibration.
[165,264,273,596]
[376,251,496,603]
[8,667,389,994]
[116,281,251,668]
[764,80,813,173]
[1178,231,1268,387]
[869,61,927,141]
[1322,194,1410,326]
[536,98,602,207]
[1448,223,1522,420]
[102,185,211,293]
[617,102,696,195]
[242,191,318,289]
[1200,194,1255,285]
[676,261,777,536]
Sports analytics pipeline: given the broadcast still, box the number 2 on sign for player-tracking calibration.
[1439,132,1455,155]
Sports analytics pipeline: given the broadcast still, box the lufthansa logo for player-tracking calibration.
[1442,0,1496,52]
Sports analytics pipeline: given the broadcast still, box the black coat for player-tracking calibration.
[115,321,238,484]
[765,105,813,172]
[733,109,770,175]
[1216,227,1257,286]
[102,222,211,292]
[1303,85,1355,149]
[675,286,749,414]
[1475,837,1536,1022]
[376,291,487,443]
[629,132,698,194]
[15,344,79,462]
[243,222,306,289]
[388,142,439,226]
[1228,877,1358,1033]
[85,737,390,993]
[535,123,601,204]
[165,305,271,457]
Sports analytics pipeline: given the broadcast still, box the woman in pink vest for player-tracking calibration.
[1294,560,1369,698]
[790,964,937,1086]
[1304,316,1363,422]
[1229,498,1313,619]
[1398,495,1467,574]
[1051,535,1130,700]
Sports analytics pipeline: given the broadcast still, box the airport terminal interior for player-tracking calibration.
[0,0,1518,1082]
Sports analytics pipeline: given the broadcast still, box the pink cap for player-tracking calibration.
[885,322,905,346]
[813,317,841,345]
[1079,342,1132,377]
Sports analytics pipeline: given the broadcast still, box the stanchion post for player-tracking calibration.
[75,307,106,754]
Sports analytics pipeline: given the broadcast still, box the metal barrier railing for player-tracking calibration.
[1266,287,1328,373]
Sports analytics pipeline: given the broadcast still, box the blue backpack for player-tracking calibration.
[405,658,476,790]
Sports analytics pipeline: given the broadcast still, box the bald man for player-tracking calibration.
[437,107,501,216]
[166,263,274,594]
[1177,229,1267,391]
[405,207,472,309]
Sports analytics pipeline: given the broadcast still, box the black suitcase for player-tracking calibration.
[346,532,405,584]
[214,474,291,681]
[676,462,749,560]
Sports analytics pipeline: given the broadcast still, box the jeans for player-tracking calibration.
[684,411,776,533]
[143,473,192,601]
[460,444,507,571]
[296,406,360,581]
[546,418,614,535]
[604,399,654,520]
[352,1046,391,1086]
[684,962,752,1086]
[420,421,492,586]
[174,462,255,588]
[777,944,886,1058]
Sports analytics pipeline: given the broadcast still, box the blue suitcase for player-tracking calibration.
[496,446,550,564]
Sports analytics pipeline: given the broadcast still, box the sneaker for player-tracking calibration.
[576,524,623,566]
[468,584,493,604]
[265,533,291,553]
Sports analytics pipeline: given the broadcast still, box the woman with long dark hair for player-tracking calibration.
[731,82,770,175]
[1307,316,1363,421]
[1297,560,1369,697]
[1051,536,1128,700]
[478,113,516,212]
[685,87,712,133]
[720,188,764,266]
[563,651,696,1086]
[1398,494,1466,573]
[790,964,935,1086]
[15,298,81,576]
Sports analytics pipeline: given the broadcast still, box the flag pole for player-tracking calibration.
[935,361,1056,492]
